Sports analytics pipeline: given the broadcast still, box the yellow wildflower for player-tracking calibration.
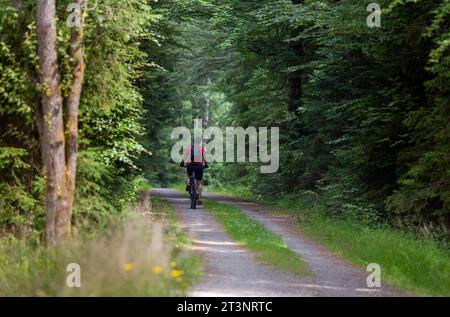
[123,262,135,272]
[170,261,177,268]
[171,270,184,278]
[152,266,163,274]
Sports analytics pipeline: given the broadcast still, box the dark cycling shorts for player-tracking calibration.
[187,164,204,180]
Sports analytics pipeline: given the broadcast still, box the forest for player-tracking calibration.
[0,0,449,296]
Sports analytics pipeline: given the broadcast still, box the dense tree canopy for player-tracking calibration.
[144,0,450,235]
[0,0,449,241]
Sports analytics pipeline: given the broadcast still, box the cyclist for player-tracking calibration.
[180,136,208,205]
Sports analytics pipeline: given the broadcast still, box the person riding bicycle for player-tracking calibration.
[180,136,208,205]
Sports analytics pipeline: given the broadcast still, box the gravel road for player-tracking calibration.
[152,188,404,297]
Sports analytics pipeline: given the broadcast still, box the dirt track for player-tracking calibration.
[152,188,404,297]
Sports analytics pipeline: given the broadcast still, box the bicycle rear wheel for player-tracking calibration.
[190,173,197,209]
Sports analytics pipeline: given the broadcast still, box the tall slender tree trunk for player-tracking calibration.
[35,0,86,246]
[36,0,67,246]
[288,0,304,114]
[64,0,86,239]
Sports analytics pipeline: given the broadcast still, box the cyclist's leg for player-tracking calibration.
[195,165,204,202]
[186,166,193,192]
[197,180,203,200]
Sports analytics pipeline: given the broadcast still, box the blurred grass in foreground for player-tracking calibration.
[0,195,202,296]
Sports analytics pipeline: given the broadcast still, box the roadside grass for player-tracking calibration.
[204,199,310,276]
[173,182,255,201]
[294,211,450,296]
[172,183,187,193]
[270,196,450,296]
[206,184,255,201]
[0,195,202,296]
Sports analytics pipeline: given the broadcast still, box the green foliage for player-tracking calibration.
[0,1,42,237]
[385,0,450,231]
[0,147,43,238]
[273,195,450,296]
[0,1,160,237]
[0,0,449,293]
[164,0,450,236]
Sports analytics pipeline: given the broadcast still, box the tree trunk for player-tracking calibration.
[288,73,302,113]
[36,0,69,246]
[11,0,24,17]
[287,0,304,114]
[15,0,86,246]
[64,0,86,238]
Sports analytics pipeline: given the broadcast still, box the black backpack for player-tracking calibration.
[190,144,204,163]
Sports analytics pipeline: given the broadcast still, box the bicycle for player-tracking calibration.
[188,170,198,209]
[180,162,201,209]
[180,161,208,209]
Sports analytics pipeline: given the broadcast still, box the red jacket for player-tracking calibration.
[185,145,206,165]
